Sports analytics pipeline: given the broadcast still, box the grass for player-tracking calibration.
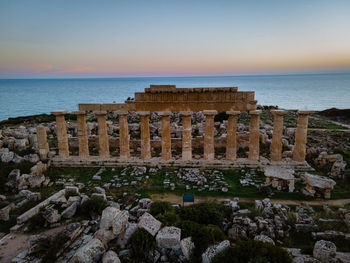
[43,166,324,201]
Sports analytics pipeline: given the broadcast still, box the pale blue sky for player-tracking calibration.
[1,0,350,77]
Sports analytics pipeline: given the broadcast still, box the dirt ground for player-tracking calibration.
[151,193,350,206]
[0,225,64,263]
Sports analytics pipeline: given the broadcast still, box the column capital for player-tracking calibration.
[249,110,262,115]
[51,110,68,116]
[138,111,151,116]
[271,110,287,116]
[226,110,240,116]
[180,111,192,116]
[71,110,86,115]
[116,110,128,115]
[297,110,315,115]
[94,110,107,115]
[158,111,172,116]
[203,110,217,116]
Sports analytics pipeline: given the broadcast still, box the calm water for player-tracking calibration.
[0,73,349,121]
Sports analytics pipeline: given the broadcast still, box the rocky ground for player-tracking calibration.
[0,107,349,262]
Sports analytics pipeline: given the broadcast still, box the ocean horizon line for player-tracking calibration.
[1,70,350,80]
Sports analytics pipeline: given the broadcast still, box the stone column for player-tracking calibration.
[51,110,69,158]
[36,125,49,159]
[159,111,172,161]
[95,111,110,159]
[180,111,192,161]
[72,111,89,159]
[270,110,287,162]
[293,110,314,162]
[203,110,217,161]
[138,111,151,160]
[248,110,261,161]
[117,111,130,160]
[226,111,240,161]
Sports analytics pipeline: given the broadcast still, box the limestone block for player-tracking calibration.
[71,238,106,263]
[102,250,120,263]
[202,240,230,263]
[100,207,121,230]
[156,226,181,249]
[112,210,129,236]
[181,237,195,260]
[254,235,275,245]
[313,240,337,263]
[138,212,162,236]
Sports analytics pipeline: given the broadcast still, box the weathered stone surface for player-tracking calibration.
[303,173,336,190]
[71,238,106,263]
[42,206,61,223]
[100,207,120,230]
[254,234,275,245]
[313,240,337,263]
[62,201,78,218]
[156,226,181,249]
[27,174,45,188]
[102,250,120,263]
[180,237,195,260]
[1,151,14,162]
[138,212,162,236]
[112,210,129,236]
[117,223,138,248]
[202,240,230,263]
[0,203,15,221]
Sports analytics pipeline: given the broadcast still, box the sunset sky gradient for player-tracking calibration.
[1,0,350,78]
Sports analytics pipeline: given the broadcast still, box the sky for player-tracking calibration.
[0,0,350,78]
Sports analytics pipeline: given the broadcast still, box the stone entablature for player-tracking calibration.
[78,85,257,112]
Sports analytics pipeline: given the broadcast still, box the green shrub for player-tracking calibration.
[178,202,227,226]
[177,220,226,260]
[150,201,174,216]
[129,228,156,258]
[211,239,292,263]
[80,197,108,218]
[156,211,180,226]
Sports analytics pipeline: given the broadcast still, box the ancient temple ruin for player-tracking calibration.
[40,85,314,170]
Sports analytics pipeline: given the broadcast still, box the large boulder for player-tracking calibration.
[102,250,120,263]
[303,173,336,190]
[0,203,15,221]
[100,207,120,230]
[202,240,230,263]
[117,223,138,248]
[61,202,78,218]
[1,151,14,162]
[71,238,106,263]
[138,212,162,236]
[112,210,129,236]
[156,226,181,249]
[27,174,45,188]
[181,237,195,260]
[313,240,337,263]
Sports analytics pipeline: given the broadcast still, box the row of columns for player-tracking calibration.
[48,109,313,163]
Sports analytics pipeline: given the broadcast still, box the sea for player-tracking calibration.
[0,72,349,121]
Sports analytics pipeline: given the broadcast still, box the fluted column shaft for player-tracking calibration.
[36,125,49,159]
[159,111,172,161]
[51,110,69,158]
[117,111,130,160]
[248,110,261,161]
[139,111,151,160]
[293,110,314,162]
[72,111,89,159]
[226,111,240,161]
[95,111,110,159]
[203,110,217,161]
[270,110,287,162]
[181,111,192,161]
